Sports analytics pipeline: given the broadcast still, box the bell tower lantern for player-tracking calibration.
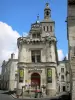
[44,3,51,19]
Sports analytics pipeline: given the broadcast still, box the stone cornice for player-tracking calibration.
[17,36,57,48]
[28,68,42,73]
[17,62,57,68]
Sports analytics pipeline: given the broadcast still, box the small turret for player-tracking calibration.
[44,3,51,19]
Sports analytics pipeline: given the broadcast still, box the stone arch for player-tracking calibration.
[31,73,41,87]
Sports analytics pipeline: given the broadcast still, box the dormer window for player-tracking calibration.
[32,34,36,38]
[37,33,40,38]
[32,33,40,38]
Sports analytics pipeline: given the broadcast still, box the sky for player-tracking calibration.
[0,0,68,73]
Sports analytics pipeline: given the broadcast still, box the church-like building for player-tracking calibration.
[0,2,71,98]
[17,3,58,96]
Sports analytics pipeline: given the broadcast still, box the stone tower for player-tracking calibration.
[17,3,58,97]
[67,0,75,100]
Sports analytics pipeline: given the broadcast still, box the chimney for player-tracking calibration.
[11,53,15,59]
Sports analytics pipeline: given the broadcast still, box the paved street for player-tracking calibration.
[0,90,50,100]
[0,90,49,100]
[0,90,69,100]
[0,90,57,100]
[0,90,14,100]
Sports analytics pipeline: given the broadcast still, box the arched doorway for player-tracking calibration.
[31,73,40,87]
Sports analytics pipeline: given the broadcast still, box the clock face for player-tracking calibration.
[46,33,49,36]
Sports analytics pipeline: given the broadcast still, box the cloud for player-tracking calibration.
[57,49,64,61]
[0,21,20,74]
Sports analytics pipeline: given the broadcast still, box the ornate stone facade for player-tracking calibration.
[57,60,70,93]
[17,3,58,97]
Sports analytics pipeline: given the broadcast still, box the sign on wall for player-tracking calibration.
[47,68,52,83]
[19,68,24,82]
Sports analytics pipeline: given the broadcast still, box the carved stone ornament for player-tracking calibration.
[28,68,42,73]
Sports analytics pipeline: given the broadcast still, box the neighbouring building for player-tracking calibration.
[65,59,70,92]
[17,3,58,97]
[0,53,18,91]
[67,0,75,100]
[0,60,7,90]
[57,59,70,93]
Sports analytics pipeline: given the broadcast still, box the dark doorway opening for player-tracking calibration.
[63,86,66,91]
[31,73,40,87]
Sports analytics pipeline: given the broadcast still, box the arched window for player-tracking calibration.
[32,33,36,38]
[50,26,52,32]
[43,26,45,31]
[46,11,49,16]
